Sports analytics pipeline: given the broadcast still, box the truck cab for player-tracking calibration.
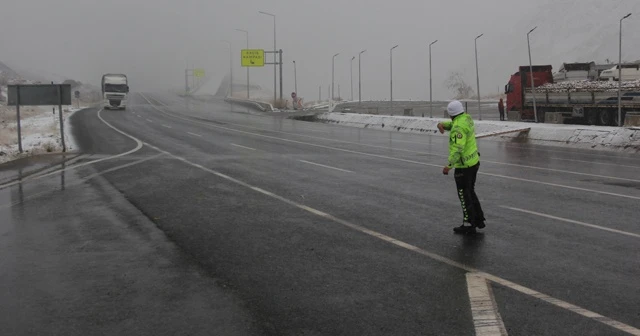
[599,63,640,81]
[102,74,129,110]
[504,65,554,120]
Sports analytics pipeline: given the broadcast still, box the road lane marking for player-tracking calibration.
[0,153,164,209]
[101,112,640,335]
[139,94,640,201]
[466,273,508,336]
[161,124,172,129]
[0,109,144,190]
[142,141,640,335]
[187,132,202,137]
[146,119,153,122]
[145,96,640,183]
[298,160,354,173]
[502,206,640,239]
[549,157,640,169]
[231,143,256,151]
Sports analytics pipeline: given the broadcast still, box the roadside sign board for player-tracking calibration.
[193,68,205,78]
[241,49,265,67]
[74,90,80,98]
[8,84,72,106]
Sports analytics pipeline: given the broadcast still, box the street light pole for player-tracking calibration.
[358,50,366,104]
[474,34,484,120]
[235,28,250,99]
[350,56,355,101]
[293,60,298,94]
[619,13,632,127]
[429,40,438,118]
[259,11,277,102]
[332,53,339,101]
[390,45,398,114]
[527,27,538,123]
[222,41,233,97]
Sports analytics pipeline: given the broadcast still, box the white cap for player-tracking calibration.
[447,100,465,117]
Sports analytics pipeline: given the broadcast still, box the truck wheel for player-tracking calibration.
[597,110,613,126]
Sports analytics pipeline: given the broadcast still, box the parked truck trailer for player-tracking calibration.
[505,66,640,125]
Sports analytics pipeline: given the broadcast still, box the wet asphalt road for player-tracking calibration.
[0,93,639,335]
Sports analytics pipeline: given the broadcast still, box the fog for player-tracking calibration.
[1,0,639,100]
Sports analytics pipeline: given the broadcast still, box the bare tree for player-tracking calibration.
[445,71,474,99]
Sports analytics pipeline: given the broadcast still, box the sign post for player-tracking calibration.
[16,86,22,153]
[74,90,80,109]
[57,85,66,152]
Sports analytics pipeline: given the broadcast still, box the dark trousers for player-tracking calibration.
[454,163,485,225]
[499,111,505,121]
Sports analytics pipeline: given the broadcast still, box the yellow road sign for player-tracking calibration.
[193,68,205,78]
[241,49,265,67]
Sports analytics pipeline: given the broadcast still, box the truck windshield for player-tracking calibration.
[104,84,128,93]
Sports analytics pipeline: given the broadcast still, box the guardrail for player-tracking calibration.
[224,97,274,112]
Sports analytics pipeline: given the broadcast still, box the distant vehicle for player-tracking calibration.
[505,65,640,125]
[553,62,598,82]
[101,74,129,110]
[599,63,640,82]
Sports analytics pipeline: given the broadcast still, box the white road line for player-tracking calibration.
[466,273,509,336]
[501,206,640,239]
[231,143,256,151]
[0,154,164,209]
[161,124,172,129]
[137,115,142,118]
[138,94,640,201]
[549,157,640,169]
[146,119,153,122]
[187,132,202,137]
[298,160,354,173]
[102,111,640,335]
[0,109,143,190]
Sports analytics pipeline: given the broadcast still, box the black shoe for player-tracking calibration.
[453,224,477,234]
[476,221,486,229]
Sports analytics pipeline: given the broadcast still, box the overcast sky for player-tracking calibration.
[1,0,639,100]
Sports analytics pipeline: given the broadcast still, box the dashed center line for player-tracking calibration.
[231,143,256,151]
[298,160,354,173]
[146,119,153,122]
[187,132,202,137]
[161,124,172,129]
[502,206,640,239]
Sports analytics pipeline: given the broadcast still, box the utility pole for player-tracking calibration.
[293,60,298,94]
[332,53,339,101]
[359,50,366,104]
[527,27,538,123]
[619,13,632,126]
[235,29,250,99]
[222,41,233,97]
[475,34,484,120]
[259,11,277,102]
[429,40,438,118]
[390,45,399,115]
[350,56,355,101]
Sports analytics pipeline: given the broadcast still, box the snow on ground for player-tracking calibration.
[0,104,81,164]
[312,112,640,153]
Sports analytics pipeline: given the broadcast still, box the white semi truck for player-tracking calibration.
[101,74,129,110]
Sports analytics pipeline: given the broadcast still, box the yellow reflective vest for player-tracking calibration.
[441,113,480,169]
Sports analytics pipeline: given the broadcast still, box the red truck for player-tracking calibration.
[504,65,640,125]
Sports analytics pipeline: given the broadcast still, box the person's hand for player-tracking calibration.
[437,123,445,134]
[443,166,451,175]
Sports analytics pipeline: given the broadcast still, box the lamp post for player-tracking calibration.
[235,28,249,99]
[332,53,339,100]
[390,45,399,114]
[527,27,538,123]
[222,40,233,97]
[619,13,632,126]
[293,60,298,95]
[350,56,355,101]
[259,11,277,102]
[474,34,483,120]
[358,50,366,104]
[429,40,438,118]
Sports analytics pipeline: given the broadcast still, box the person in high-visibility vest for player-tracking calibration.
[437,100,486,234]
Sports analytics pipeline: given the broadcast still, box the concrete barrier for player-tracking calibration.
[624,112,640,127]
[507,111,521,121]
[224,97,274,112]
